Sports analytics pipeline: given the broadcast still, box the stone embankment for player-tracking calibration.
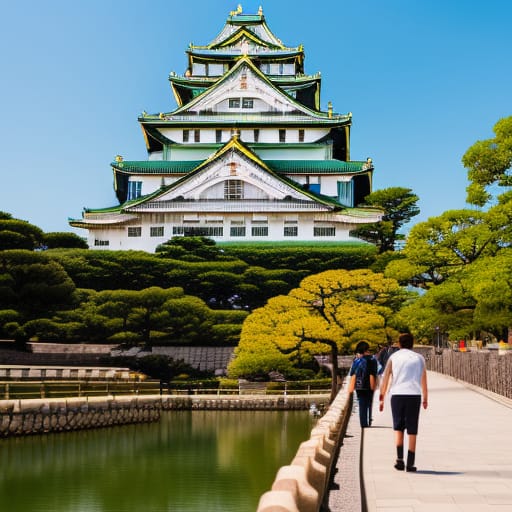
[0,394,329,437]
[257,386,352,512]
[0,395,160,436]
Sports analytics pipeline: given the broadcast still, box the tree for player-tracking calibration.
[0,218,44,250]
[462,116,512,206]
[228,269,404,402]
[128,287,183,345]
[385,209,499,288]
[350,187,420,252]
[0,250,76,317]
[44,232,88,249]
[393,276,476,341]
[156,236,225,260]
[463,251,512,340]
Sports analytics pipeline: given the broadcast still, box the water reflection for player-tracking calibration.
[0,410,315,512]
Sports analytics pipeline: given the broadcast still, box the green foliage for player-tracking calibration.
[23,318,65,341]
[462,116,512,206]
[0,218,44,250]
[156,236,225,261]
[49,249,174,290]
[44,232,88,249]
[106,354,210,381]
[350,187,420,252]
[385,209,499,288]
[219,243,377,271]
[107,331,142,344]
[0,250,76,317]
[229,269,405,390]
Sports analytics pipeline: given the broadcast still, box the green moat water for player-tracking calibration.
[0,410,315,512]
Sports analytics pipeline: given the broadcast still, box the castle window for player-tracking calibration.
[228,97,254,109]
[127,181,142,200]
[252,226,268,237]
[298,129,305,142]
[284,226,298,237]
[194,129,200,142]
[208,63,224,76]
[254,129,260,142]
[128,227,142,237]
[279,129,286,142]
[314,227,336,237]
[94,239,109,246]
[150,226,164,237]
[216,129,222,143]
[224,180,243,200]
[183,129,190,142]
[192,63,206,76]
[230,226,246,237]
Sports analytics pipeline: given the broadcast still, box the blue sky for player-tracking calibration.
[1,0,511,234]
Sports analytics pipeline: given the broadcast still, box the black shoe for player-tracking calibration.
[394,459,405,471]
[406,466,417,472]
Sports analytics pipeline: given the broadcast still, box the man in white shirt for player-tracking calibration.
[378,333,428,472]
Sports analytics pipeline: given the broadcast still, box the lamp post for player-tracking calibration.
[435,326,440,352]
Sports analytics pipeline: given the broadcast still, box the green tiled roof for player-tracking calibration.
[112,161,202,174]
[266,160,371,174]
[228,14,261,22]
[189,48,300,57]
[111,159,371,175]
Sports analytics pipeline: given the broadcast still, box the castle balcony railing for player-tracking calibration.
[127,199,330,213]
[154,113,348,123]
[81,213,137,223]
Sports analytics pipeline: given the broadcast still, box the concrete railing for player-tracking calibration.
[257,384,353,512]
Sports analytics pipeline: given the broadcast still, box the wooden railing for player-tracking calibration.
[425,348,512,399]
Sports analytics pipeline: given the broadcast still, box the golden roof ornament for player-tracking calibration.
[115,155,123,162]
[159,112,165,119]
[258,6,263,15]
[231,4,242,15]
[328,101,333,119]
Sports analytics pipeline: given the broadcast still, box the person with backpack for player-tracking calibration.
[347,340,378,428]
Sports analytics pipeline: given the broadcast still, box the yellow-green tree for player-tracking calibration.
[228,269,405,402]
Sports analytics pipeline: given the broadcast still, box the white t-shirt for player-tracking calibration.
[388,348,425,396]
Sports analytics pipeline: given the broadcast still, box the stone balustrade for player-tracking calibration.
[257,385,352,512]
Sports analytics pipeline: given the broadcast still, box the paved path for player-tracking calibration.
[362,371,512,512]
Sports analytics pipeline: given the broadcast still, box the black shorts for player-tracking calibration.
[391,395,421,435]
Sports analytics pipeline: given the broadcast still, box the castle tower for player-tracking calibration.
[70,7,381,251]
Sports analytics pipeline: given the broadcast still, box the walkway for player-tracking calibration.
[361,372,512,511]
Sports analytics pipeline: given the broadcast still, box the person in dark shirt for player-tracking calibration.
[348,340,378,428]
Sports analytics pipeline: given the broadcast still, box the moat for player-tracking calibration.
[0,409,315,512]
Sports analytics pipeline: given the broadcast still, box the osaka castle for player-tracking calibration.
[69,5,381,252]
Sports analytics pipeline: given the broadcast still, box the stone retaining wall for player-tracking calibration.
[257,385,353,512]
[0,395,161,437]
[0,394,329,438]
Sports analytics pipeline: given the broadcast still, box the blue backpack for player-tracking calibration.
[354,357,370,390]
